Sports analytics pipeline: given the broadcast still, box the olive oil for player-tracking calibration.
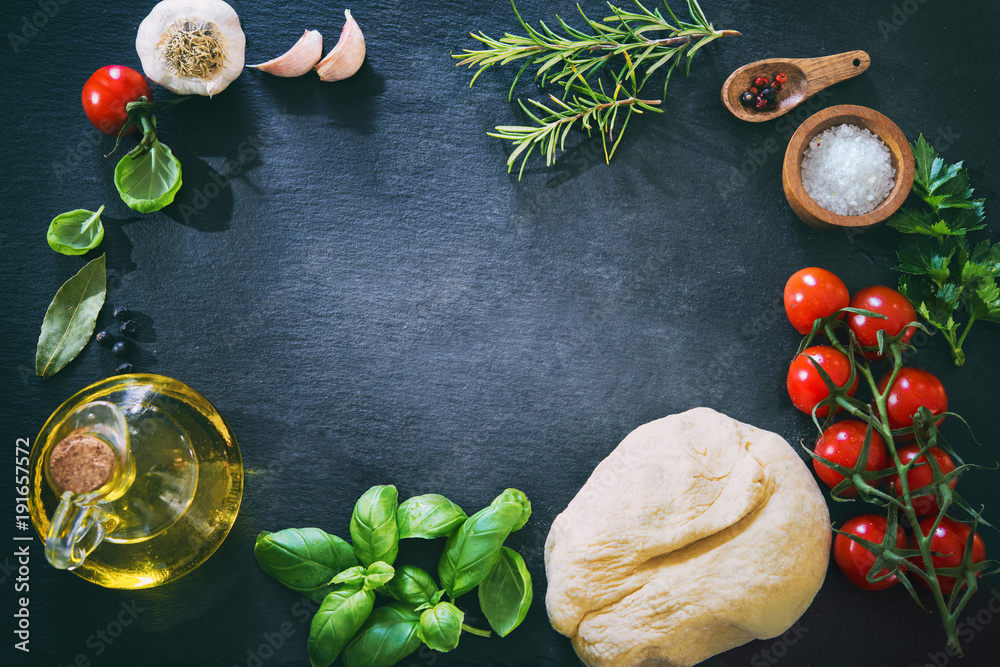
[29,374,243,589]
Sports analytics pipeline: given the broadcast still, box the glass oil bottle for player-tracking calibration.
[28,374,243,589]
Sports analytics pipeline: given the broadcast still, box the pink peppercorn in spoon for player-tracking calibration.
[721,50,871,122]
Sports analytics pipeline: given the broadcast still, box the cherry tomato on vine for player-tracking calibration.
[834,514,906,590]
[813,420,887,495]
[847,286,917,357]
[890,445,957,517]
[784,267,850,335]
[82,65,153,136]
[910,517,986,594]
[787,346,858,417]
[877,368,948,439]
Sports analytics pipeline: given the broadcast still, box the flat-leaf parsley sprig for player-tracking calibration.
[888,135,999,366]
[455,0,739,176]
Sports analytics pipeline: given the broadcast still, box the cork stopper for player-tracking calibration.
[48,434,116,494]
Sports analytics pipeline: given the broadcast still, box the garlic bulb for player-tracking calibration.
[315,10,365,82]
[250,30,323,78]
[136,0,245,97]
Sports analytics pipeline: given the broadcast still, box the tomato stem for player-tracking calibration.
[799,310,990,657]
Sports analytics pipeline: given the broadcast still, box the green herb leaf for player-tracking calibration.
[943,207,986,235]
[397,494,468,539]
[970,241,1000,276]
[114,139,182,213]
[438,493,528,598]
[35,254,106,378]
[457,0,735,174]
[341,603,422,667]
[894,135,995,365]
[363,561,396,591]
[417,601,464,652]
[385,565,440,606]
[888,208,948,238]
[478,546,533,637]
[491,488,532,531]
[47,206,105,255]
[896,237,953,283]
[254,528,358,603]
[911,134,938,194]
[969,279,1000,322]
[308,585,375,667]
[332,566,366,587]
[350,485,400,566]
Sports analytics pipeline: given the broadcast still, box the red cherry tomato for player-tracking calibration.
[813,420,887,495]
[834,514,906,590]
[81,65,153,136]
[787,346,858,417]
[877,368,948,439]
[847,286,917,357]
[889,445,957,517]
[784,267,850,335]
[910,517,986,594]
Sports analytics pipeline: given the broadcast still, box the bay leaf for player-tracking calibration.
[36,254,107,378]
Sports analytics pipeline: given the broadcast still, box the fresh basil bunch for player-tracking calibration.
[254,486,534,667]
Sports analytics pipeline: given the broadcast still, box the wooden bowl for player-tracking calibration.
[782,105,914,230]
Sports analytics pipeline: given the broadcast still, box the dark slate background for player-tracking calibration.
[2,0,999,665]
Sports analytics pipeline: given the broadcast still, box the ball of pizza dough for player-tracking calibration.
[544,407,830,667]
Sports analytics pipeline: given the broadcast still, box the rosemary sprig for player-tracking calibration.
[455,0,738,177]
[489,79,661,178]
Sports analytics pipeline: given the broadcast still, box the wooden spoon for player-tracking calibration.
[721,50,870,122]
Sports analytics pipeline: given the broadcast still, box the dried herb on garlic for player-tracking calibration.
[136,0,245,97]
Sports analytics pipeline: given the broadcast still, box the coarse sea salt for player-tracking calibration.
[800,123,896,216]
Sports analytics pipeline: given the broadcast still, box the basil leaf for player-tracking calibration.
[35,254,106,378]
[332,566,365,587]
[363,561,395,591]
[397,494,467,539]
[342,603,421,667]
[350,485,399,566]
[438,500,525,598]
[385,565,439,606]
[417,601,464,652]
[308,585,375,667]
[490,488,531,531]
[478,546,533,637]
[114,139,182,213]
[254,528,358,603]
[47,206,105,256]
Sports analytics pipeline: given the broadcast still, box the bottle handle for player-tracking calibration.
[45,491,106,570]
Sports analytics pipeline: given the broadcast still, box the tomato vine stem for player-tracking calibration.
[795,309,998,657]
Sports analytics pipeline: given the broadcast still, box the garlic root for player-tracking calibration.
[250,30,324,77]
[315,10,365,82]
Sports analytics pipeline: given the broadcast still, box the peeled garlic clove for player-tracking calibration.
[315,10,365,82]
[136,0,246,97]
[250,30,323,78]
